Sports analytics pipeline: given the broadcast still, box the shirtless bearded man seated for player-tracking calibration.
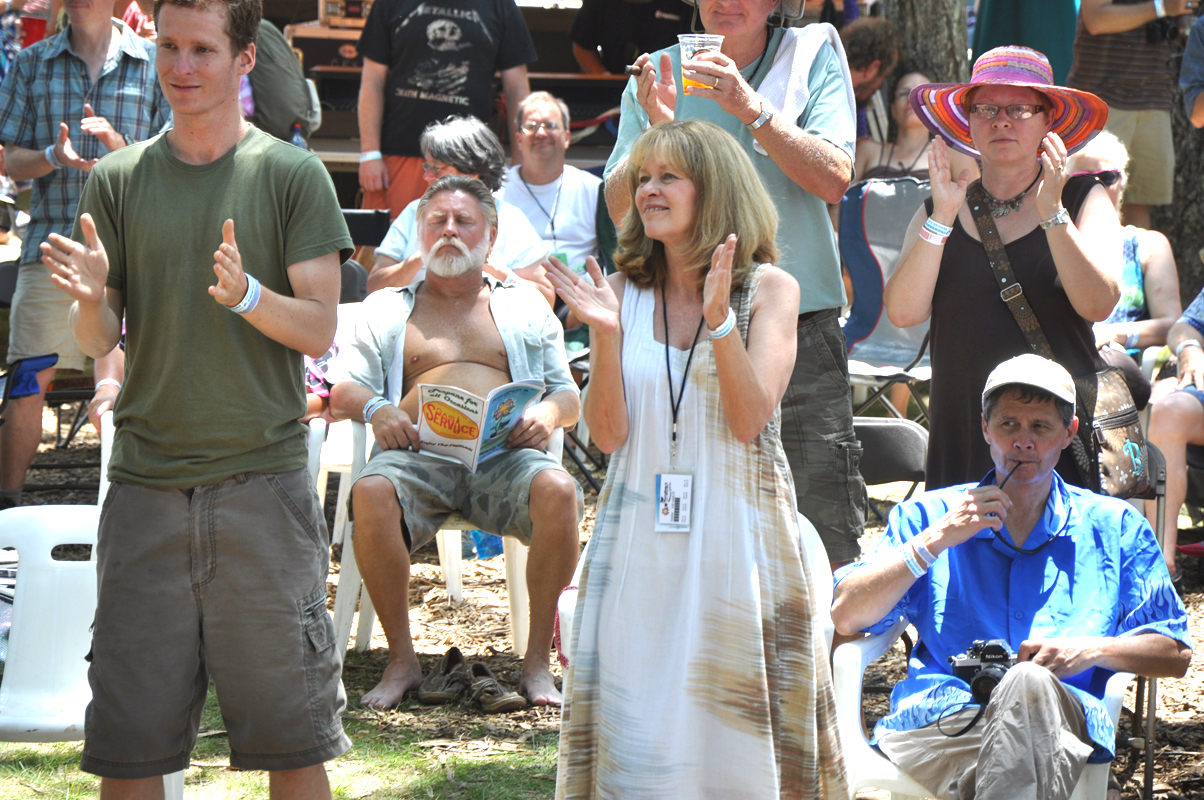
[328,175,582,708]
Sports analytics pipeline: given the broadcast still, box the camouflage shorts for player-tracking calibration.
[354,446,583,550]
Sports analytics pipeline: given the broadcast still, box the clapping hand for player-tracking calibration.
[1035,131,1070,222]
[703,234,736,332]
[41,212,109,306]
[80,103,126,152]
[633,51,676,125]
[545,255,621,336]
[928,138,971,223]
[54,122,99,172]
[209,219,250,308]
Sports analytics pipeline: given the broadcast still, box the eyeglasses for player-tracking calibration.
[967,103,1046,121]
[520,120,562,134]
[422,162,455,176]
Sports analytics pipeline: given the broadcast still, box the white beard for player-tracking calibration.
[424,234,489,278]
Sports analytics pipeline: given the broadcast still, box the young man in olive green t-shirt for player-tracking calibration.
[39,0,353,796]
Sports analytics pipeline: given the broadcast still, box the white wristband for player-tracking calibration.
[228,274,261,315]
[708,308,737,339]
[1154,0,1167,17]
[44,144,63,169]
[1176,338,1203,358]
[94,378,121,391]
[359,150,383,163]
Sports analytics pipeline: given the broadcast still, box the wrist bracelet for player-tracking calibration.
[1176,338,1203,358]
[359,150,383,163]
[709,308,737,339]
[900,542,927,578]
[362,396,389,422]
[1039,208,1070,229]
[228,274,261,315]
[918,227,949,247]
[44,144,63,169]
[1125,331,1140,350]
[1155,0,1167,17]
[924,217,953,237]
[94,378,121,391]
[913,538,939,567]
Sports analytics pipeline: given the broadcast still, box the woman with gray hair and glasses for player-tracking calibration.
[366,116,553,304]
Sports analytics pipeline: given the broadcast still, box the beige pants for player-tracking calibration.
[877,662,1096,800]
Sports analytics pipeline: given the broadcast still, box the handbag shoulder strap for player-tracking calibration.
[966,181,1055,360]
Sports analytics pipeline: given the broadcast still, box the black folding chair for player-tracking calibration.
[852,417,928,522]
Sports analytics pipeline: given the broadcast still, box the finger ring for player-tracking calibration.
[711,76,719,89]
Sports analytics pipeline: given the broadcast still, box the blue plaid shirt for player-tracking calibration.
[0,20,168,265]
[834,472,1191,763]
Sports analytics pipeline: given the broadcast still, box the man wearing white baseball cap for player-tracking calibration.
[832,354,1190,800]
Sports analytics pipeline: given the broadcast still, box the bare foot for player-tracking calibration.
[519,662,562,706]
[361,655,423,709]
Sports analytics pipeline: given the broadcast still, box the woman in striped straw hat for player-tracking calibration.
[883,45,1122,491]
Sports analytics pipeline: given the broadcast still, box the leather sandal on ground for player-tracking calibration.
[416,646,470,705]
[468,662,527,713]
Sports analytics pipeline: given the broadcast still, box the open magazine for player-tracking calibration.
[416,380,545,472]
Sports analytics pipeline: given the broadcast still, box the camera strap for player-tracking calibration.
[942,704,987,738]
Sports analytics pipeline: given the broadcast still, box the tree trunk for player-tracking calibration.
[885,0,969,84]
[1152,54,1204,305]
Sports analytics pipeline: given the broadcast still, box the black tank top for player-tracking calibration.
[924,175,1104,490]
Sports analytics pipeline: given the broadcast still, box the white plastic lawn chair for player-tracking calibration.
[331,421,561,658]
[831,619,1133,800]
[0,505,99,741]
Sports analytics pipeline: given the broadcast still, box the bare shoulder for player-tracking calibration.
[750,265,800,315]
[607,271,628,304]
[1137,226,1173,256]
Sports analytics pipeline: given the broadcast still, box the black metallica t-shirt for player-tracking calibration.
[357,0,537,157]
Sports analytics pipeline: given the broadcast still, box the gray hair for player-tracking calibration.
[418,117,506,192]
[515,91,571,130]
[982,385,1074,428]
[415,175,499,232]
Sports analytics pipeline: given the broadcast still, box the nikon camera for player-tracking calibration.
[949,639,1018,704]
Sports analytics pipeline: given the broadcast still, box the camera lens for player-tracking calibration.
[970,663,1010,705]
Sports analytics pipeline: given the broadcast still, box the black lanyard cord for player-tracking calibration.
[518,169,561,251]
[661,284,706,461]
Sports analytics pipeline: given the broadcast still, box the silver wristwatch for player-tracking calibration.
[746,103,773,132]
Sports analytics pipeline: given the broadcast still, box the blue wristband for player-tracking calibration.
[229,274,261,315]
[362,396,388,422]
[924,217,953,237]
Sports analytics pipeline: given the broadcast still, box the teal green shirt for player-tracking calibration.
[605,29,854,314]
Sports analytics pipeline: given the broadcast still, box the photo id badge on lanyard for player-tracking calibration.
[654,285,705,534]
[655,472,693,532]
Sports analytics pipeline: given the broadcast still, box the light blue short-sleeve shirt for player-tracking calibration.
[605,29,855,314]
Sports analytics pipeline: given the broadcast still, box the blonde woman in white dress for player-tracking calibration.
[546,119,846,800]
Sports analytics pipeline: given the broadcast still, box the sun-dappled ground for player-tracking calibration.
[0,417,1201,798]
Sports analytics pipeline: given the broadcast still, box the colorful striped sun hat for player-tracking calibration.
[908,46,1108,159]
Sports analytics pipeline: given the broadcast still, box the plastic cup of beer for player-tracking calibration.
[678,33,724,90]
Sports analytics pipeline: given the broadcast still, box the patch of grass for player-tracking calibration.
[0,679,559,799]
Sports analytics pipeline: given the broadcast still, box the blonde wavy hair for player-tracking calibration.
[615,120,779,291]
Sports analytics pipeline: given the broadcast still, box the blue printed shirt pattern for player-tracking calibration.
[834,472,1191,762]
[0,21,168,265]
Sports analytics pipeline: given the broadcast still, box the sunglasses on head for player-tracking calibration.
[1069,169,1122,186]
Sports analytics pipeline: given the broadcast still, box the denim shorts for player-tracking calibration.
[80,468,350,779]
[355,446,583,550]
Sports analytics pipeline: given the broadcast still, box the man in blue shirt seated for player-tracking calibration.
[832,354,1191,800]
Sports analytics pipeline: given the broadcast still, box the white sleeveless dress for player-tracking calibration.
[556,266,847,799]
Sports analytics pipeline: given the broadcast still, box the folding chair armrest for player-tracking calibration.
[306,419,327,487]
